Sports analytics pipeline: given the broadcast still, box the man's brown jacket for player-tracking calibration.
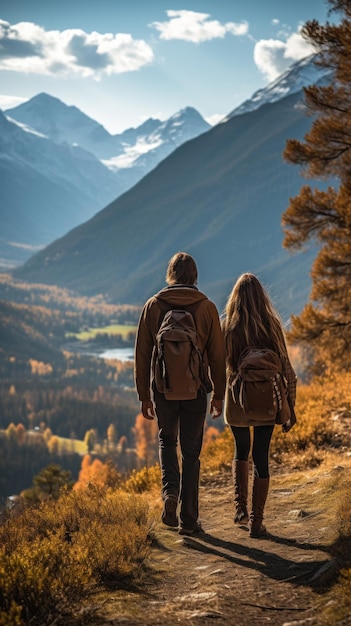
[135,285,226,403]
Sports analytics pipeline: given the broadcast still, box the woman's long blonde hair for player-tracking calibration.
[223,273,288,370]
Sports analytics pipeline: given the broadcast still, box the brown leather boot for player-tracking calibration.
[249,476,269,538]
[233,460,249,524]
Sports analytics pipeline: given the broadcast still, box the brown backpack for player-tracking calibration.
[231,347,291,423]
[154,306,206,400]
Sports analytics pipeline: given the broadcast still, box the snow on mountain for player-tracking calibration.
[103,107,211,170]
[102,136,164,170]
[6,95,210,168]
[226,54,332,120]
[5,116,48,139]
[154,107,211,142]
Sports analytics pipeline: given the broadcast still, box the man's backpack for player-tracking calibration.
[154,306,206,400]
[231,347,291,423]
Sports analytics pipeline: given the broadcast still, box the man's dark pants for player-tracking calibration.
[153,385,208,529]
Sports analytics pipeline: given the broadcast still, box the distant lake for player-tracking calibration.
[97,347,134,362]
[64,342,135,362]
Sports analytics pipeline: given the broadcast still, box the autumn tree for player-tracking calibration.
[106,423,117,448]
[118,435,128,453]
[84,428,97,453]
[133,413,158,468]
[48,435,60,455]
[74,455,120,489]
[282,0,351,370]
[6,423,17,448]
[15,423,26,444]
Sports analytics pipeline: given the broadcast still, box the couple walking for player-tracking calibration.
[135,252,297,538]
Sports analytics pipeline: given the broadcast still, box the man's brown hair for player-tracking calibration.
[166,252,198,286]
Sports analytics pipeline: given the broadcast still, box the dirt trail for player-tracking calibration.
[99,457,348,626]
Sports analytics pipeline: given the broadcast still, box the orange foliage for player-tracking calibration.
[133,413,159,467]
[48,436,60,455]
[74,454,120,489]
[15,423,26,444]
[29,359,53,376]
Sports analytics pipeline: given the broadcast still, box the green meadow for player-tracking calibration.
[54,436,87,455]
[71,324,137,341]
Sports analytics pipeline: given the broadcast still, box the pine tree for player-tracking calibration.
[282,0,351,370]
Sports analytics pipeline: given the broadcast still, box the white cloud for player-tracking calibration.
[0,19,154,77]
[254,29,315,81]
[0,94,26,110]
[151,10,249,43]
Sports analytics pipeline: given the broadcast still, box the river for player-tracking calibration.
[96,347,134,362]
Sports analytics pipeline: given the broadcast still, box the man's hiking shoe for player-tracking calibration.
[179,522,204,536]
[162,496,178,527]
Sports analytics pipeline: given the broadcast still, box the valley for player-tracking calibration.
[0,274,141,502]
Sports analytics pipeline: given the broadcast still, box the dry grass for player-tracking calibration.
[0,484,154,625]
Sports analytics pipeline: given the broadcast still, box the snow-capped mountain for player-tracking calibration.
[102,107,210,171]
[2,53,333,277]
[6,92,112,153]
[1,96,211,267]
[15,85,318,318]
[6,95,210,163]
[226,54,332,120]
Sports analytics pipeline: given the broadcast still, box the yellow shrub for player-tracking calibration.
[272,373,351,466]
[122,464,161,493]
[0,484,153,625]
[201,427,234,475]
[0,601,23,626]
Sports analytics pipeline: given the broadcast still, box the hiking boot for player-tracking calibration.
[179,522,204,536]
[233,460,249,524]
[249,476,269,538]
[161,496,178,527]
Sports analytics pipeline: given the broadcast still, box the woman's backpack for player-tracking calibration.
[230,347,291,423]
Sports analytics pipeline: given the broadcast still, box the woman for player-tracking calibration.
[222,273,296,538]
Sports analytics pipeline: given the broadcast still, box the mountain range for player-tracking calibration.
[1,97,210,267]
[13,55,333,319]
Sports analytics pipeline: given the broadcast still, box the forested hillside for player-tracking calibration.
[0,275,141,500]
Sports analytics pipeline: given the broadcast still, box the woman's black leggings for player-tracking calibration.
[230,425,274,478]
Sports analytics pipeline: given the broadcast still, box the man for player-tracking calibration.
[135,252,226,535]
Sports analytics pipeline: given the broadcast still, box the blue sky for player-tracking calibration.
[0,0,330,133]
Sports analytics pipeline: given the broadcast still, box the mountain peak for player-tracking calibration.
[156,107,210,139]
[226,54,333,120]
[170,106,206,121]
[6,92,111,148]
[8,92,72,114]
[31,92,62,102]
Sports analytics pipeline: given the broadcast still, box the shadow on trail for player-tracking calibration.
[181,532,331,587]
[267,532,330,554]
